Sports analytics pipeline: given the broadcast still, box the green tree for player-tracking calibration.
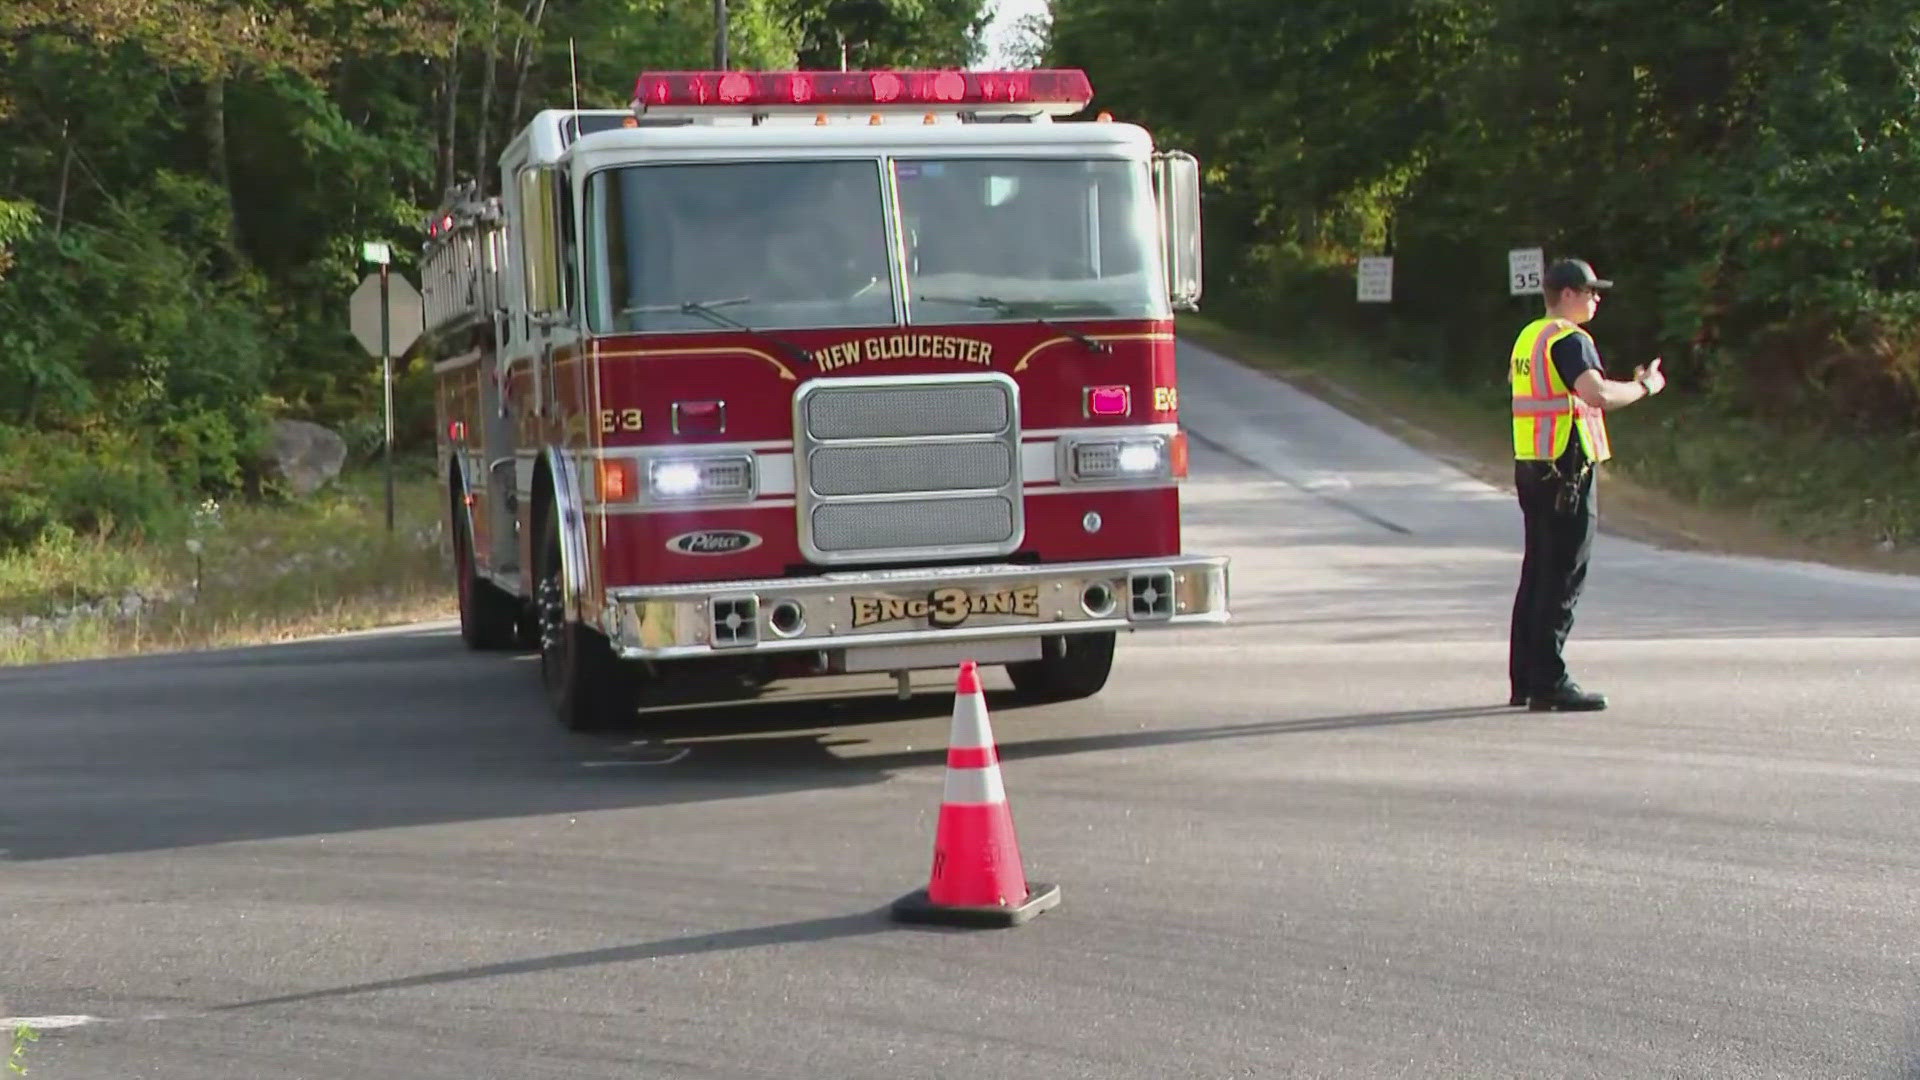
[780,0,988,70]
[1050,0,1920,427]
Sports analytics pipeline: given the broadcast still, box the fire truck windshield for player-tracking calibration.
[584,159,895,334]
[895,158,1165,323]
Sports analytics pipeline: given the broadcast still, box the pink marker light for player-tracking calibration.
[1085,385,1131,418]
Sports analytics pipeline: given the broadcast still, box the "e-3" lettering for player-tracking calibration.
[598,407,643,434]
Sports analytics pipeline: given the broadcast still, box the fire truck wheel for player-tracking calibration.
[454,497,525,651]
[536,507,633,731]
[1006,630,1116,703]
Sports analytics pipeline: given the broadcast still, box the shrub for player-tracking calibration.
[0,429,182,548]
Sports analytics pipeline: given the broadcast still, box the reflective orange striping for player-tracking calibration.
[1583,401,1612,460]
[1515,319,1610,461]
[1529,320,1564,399]
[1536,413,1557,459]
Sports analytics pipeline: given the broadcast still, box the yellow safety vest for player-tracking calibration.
[1510,317,1612,463]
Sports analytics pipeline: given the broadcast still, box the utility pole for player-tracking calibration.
[713,0,729,69]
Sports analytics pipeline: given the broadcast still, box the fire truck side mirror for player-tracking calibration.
[518,167,563,316]
[1152,150,1203,312]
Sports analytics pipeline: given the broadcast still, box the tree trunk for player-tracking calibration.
[204,72,246,269]
[52,119,72,237]
[474,0,500,192]
[505,0,549,133]
[438,24,463,197]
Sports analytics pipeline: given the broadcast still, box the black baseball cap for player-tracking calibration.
[1543,258,1613,292]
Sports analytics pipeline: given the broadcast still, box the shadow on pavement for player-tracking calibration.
[213,907,901,1014]
[1,623,1503,862]
[669,703,1510,778]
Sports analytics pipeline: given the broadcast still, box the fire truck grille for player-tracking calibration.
[795,376,1023,564]
[812,497,1015,553]
[805,384,1009,439]
[808,442,1012,497]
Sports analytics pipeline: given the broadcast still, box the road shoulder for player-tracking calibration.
[1178,317,1920,577]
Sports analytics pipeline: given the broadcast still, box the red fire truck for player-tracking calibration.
[421,68,1229,729]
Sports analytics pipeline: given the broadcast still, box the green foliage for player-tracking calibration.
[0,177,270,501]
[0,428,185,548]
[0,0,980,552]
[0,199,34,280]
[782,0,989,69]
[1052,0,1920,432]
[0,468,452,665]
[7,1022,32,1075]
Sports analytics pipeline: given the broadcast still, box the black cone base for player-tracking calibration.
[890,882,1061,928]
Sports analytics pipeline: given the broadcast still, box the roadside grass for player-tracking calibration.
[0,464,455,667]
[1180,314,1920,575]
[9,1022,33,1075]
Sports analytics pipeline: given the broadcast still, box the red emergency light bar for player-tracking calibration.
[633,69,1094,112]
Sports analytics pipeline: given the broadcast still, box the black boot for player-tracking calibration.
[1528,682,1607,712]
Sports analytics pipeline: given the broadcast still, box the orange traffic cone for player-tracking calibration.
[891,660,1060,927]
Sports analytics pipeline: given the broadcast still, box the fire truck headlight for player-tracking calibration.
[1069,436,1172,482]
[651,462,704,497]
[644,455,755,501]
[1117,443,1162,474]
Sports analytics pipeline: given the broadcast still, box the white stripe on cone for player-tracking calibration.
[942,679,1007,803]
[944,763,1007,805]
[948,683,994,750]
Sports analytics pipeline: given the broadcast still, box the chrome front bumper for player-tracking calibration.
[599,555,1229,662]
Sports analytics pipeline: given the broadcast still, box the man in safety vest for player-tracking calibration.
[1508,258,1665,711]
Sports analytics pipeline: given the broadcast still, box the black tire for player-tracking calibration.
[453,495,523,651]
[535,503,632,731]
[1007,630,1117,703]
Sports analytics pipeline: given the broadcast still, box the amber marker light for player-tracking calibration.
[596,459,639,503]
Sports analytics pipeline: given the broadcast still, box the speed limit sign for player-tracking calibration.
[1508,247,1544,295]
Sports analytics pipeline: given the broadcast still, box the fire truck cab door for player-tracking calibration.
[479,351,517,574]
[492,151,548,576]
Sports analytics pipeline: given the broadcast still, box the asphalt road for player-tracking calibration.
[4,339,1918,1079]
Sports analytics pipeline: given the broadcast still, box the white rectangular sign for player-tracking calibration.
[1508,247,1544,295]
[1356,256,1393,303]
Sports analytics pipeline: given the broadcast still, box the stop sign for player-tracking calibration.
[350,272,424,358]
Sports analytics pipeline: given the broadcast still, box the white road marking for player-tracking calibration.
[580,746,690,767]
[3,1015,100,1030]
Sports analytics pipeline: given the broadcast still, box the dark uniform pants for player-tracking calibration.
[1509,459,1596,698]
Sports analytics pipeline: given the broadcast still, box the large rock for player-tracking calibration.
[266,419,348,496]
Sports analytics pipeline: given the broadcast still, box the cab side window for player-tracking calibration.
[555,168,576,319]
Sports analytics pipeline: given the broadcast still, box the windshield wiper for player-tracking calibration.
[623,298,815,367]
[916,294,1111,354]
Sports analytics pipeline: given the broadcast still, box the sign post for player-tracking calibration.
[349,243,421,534]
